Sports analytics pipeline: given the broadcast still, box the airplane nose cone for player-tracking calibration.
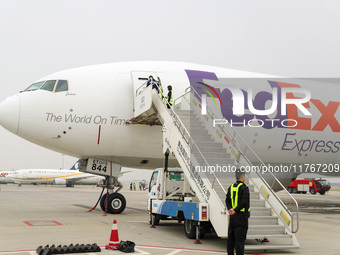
[0,95,20,134]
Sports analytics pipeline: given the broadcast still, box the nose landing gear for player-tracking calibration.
[90,176,126,215]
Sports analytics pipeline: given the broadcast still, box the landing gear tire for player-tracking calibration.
[107,193,126,214]
[184,219,205,239]
[100,195,108,212]
[310,188,316,195]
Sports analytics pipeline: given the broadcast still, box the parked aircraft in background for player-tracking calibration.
[0,171,11,183]
[2,160,104,187]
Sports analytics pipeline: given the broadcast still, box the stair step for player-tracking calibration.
[175,112,191,117]
[181,121,205,127]
[249,199,265,207]
[195,139,223,144]
[249,216,278,225]
[249,207,272,216]
[193,135,222,140]
[182,120,204,125]
[244,244,298,250]
[176,111,191,116]
[192,151,230,158]
[188,127,207,132]
[192,140,219,146]
[247,234,294,239]
[185,123,207,129]
[189,132,211,137]
[181,122,205,128]
[204,155,234,160]
[192,138,222,143]
[194,146,226,154]
[205,157,235,163]
[248,225,285,235]
[206,160,236,166]
[186,122,206,126]
[178,119,203,126]
[194,144,225,151]
[250,192,260,199]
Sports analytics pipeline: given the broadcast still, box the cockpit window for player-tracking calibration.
[40,80,56,92]
[55,80,68,92]
[25,81,45,91]
[24,80,68,93]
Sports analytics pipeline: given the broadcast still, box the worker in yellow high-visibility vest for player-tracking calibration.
[225,169,250,255]
[158,83,163,98]
[166,85,173,109]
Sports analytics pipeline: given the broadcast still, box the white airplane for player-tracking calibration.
[0,61,339,214]
[2,160,104,187]
[0,171,11,183]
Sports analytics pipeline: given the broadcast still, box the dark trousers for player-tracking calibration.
[227,214,248,255]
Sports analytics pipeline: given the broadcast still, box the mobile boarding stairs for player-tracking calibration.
[130,81,299,250]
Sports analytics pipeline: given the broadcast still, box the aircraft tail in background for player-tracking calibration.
[69,159,81,170]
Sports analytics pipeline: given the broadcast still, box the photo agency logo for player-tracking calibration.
[185,70,315,130]
[209,84,312,128]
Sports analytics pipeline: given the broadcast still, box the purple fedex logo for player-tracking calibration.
[185,70,314,129]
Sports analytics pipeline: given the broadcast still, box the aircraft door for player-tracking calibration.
[131,71,158,112]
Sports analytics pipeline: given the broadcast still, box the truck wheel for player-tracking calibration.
[184,219,196,239]
[293,187,297,193]
[184,219,205,239]
[319,190,326,195]
[107,193,126,214]
[310,188,316,195]
[288,187,293,193]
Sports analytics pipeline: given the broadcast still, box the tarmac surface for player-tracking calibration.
[0,184,339,255]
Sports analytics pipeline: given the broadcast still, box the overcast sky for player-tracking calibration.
[0,1,339,181]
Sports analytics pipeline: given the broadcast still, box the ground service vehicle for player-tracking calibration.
[147,168,212,239]
[287,179,331,195]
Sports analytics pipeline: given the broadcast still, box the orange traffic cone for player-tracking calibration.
[105,219,120,250]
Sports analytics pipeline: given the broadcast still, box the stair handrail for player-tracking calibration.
[189,86,299,233]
